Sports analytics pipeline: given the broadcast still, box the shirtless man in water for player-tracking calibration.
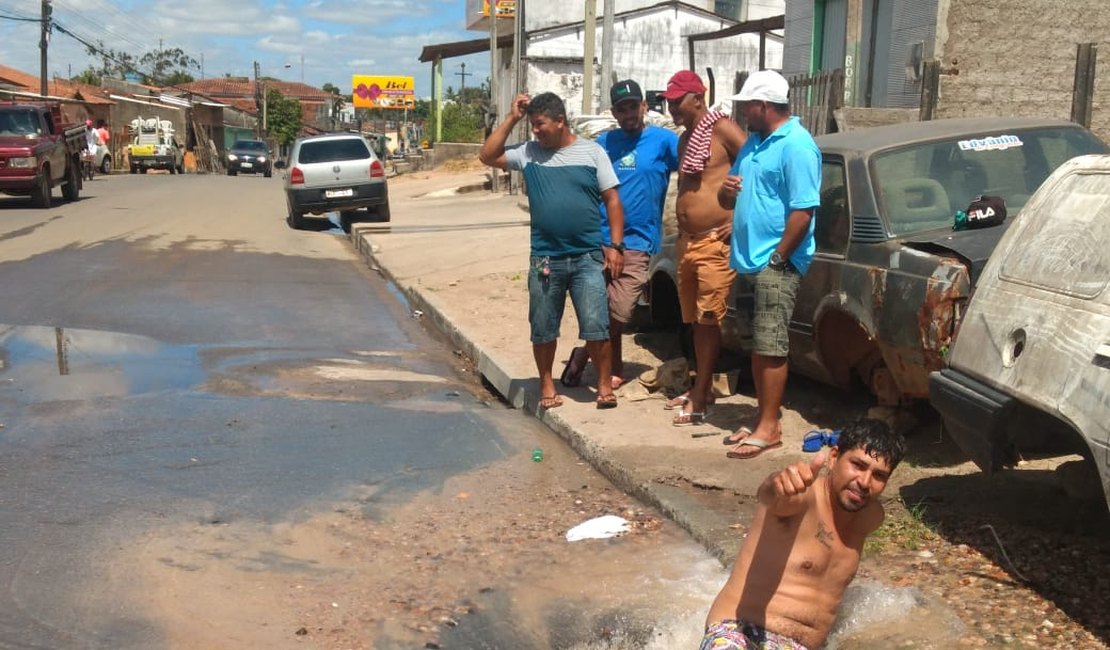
[662,70,748,427]
[701,419,905,650]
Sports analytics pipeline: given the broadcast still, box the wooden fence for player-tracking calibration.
[732,68,844,136]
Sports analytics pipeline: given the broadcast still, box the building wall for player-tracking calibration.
[935,0,1110,141]
[781,0,813,76]
[516,8,783,117]
[880,0,936,108]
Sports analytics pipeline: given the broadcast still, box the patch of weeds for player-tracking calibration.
[511,273,522,281]
[864,498,936,555]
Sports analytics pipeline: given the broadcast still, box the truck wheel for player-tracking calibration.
[169,164,176,175]
[142,168,149,174]
[62,160,80,202]
[31,174,52,209]
[130,165,137,174]
[100,156,111,175]
[263,168,272,178]
[228,169,237,177]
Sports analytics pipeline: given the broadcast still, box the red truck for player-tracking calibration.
[0,102,85,208]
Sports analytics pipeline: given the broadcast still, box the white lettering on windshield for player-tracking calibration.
[958,135,1024,152]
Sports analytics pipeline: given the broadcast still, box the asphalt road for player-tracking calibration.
[0,173,726,649]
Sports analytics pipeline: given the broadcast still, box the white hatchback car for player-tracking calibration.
[282,133,390,229]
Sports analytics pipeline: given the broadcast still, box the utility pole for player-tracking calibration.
[489,0,500,193]
[582,0,596,114]
[39,0,52,96]
[509,0,526,195]
[456,62,472,96]
[600,0,614,110]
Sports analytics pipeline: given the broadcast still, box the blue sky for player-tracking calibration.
[0,0,493,98]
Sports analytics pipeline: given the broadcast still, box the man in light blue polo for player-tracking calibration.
[720,70,821,459]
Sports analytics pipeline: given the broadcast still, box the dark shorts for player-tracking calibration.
[700,620,809,650]
[528,250,610,344]
[749,264,801,357]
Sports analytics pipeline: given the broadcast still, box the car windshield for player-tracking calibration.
[872,126,1108,236]
[0,109,39,136]
[297,138,371,164]
[232,140,267,151]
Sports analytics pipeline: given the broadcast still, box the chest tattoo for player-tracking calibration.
[816,520,835,549]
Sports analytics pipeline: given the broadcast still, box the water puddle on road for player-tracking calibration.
[0,325,203,401]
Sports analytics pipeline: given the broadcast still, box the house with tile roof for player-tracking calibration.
[175,77,336,132]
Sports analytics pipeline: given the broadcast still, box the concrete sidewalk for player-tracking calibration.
[349,168,962,563]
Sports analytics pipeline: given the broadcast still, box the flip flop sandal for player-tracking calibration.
[539,394,564,409]
[723,426,753,446]
[672,407,708,427]
[595,393,618,409]
[663,393,715,411]
[559,346,589,387]
[662,393,690,410]
[726,438,783,459]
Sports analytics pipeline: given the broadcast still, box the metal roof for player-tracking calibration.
[419,0,738,63]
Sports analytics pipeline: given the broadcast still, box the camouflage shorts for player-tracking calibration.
[751,264,801,357]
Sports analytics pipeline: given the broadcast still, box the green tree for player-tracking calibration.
[71,67,100,86]
[265,88,303,146]
[440,101,483,143]
[84,41,138,79]
[82,43,197,86]
[139,47,198,87]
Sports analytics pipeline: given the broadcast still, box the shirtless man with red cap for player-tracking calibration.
[661,70,747,428]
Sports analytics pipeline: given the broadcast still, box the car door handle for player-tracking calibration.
[1096,344,1110,360]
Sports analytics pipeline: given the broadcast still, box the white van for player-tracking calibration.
[930,154,1110,511]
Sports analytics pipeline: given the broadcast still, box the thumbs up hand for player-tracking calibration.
[763,451,827,506]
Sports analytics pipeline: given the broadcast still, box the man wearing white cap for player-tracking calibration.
[720,70,821,460]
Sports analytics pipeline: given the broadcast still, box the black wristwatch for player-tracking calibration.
[769,251,787,270]
[611,242,626,253]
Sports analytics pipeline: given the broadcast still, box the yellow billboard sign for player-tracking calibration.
[483,0,515,18]
[352,75,415,110]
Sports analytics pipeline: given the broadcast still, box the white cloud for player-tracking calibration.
[303,0,436,25]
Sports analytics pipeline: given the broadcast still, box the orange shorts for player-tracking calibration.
[676,228,736,325]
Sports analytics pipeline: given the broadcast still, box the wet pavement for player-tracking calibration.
[0,171,1103,648]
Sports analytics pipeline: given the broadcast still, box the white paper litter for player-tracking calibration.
[565,515,631,542]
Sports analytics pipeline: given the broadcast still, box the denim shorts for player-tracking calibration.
[528,250,610,344]
[751,264,801,357]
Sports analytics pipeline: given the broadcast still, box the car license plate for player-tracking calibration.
[241,162,253,168]
[325,188,354,198]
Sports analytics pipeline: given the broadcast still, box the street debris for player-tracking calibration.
[565,515,630,542]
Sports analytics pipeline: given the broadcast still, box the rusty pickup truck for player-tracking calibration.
[0,102,86,208]
[647,117,1107,404]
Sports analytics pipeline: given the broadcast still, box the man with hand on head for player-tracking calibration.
[479,92,625,411]
[701,419,905,650]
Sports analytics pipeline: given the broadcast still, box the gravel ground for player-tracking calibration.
[857,493,1110,649]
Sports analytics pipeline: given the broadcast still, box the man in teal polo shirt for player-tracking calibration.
[721,70,821,459]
